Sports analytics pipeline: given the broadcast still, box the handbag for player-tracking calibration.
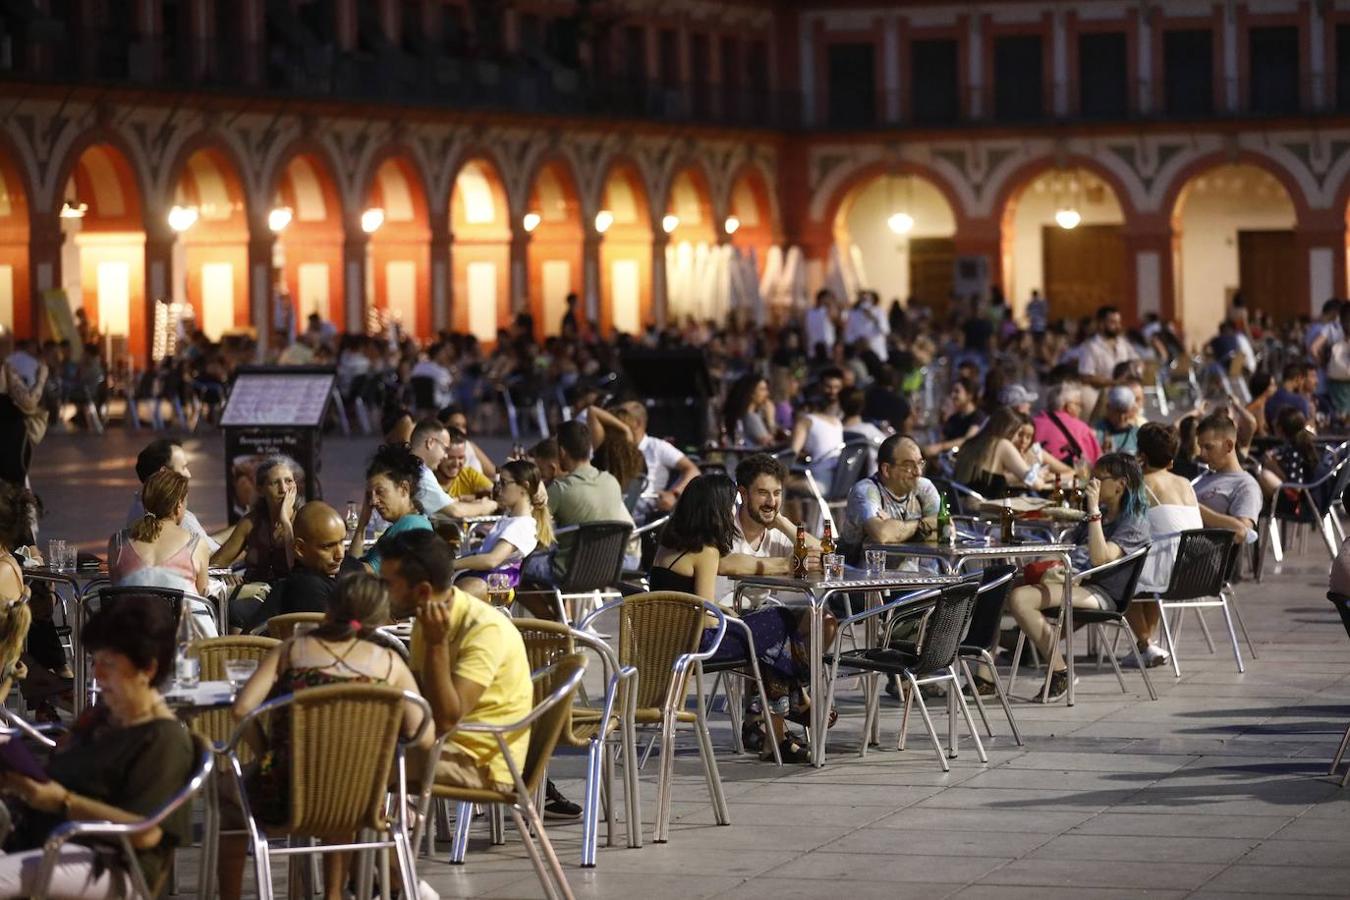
[3,364,49,447]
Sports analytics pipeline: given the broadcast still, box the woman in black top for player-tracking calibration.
[650,474,821,763]
[0,594,194,897]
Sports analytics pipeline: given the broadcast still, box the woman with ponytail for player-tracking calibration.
[451,459,552,601]
[107,468,210,597]
[220,572,430,900]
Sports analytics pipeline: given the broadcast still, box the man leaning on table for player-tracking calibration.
[716,453,821,600]
[840,434,941,564]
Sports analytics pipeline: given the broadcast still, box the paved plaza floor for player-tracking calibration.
[27,431,1350,899]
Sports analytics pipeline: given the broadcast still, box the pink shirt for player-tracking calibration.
[1033,410,1102,466]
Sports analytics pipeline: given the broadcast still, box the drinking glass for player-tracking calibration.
[864,549,887,575]
[63,544,77,573]
[175,655,200,690]
[223,658,259,689]
[46,540,65,572]
[486,572,514,607]
[822,553,844,580]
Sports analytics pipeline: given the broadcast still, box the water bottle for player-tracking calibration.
[174,604,199,690]
[345,500,360,541]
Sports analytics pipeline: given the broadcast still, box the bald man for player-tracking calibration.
[246,501,347,630]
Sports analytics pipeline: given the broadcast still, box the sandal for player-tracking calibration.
[785,705,838,730]
[740,718,765,754]
[765,737,811,764]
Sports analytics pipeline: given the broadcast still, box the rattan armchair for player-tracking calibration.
[220,682,432,900]
[413,654,588,900]
[578,592,730,844]
[255,611,326,640]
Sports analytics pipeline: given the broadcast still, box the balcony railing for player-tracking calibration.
[0,30,1343,131]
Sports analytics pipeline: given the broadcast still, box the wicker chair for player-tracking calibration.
[30,734,215,900]
[413,654,588,900]
[257,611,326,640]
[220,683,432,900]
[578,592,730,844]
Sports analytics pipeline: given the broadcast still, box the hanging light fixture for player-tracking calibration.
[59,201,88,219]
[662,214,680,234]
[167,205,199,233]
[887,211,915,235]
[594,210,613,234]
[886,172,915,235]
[522,212,541,233]
[1055,169,1081,230]
[724,215,741,235]
[268,206,293,233]
[360,207,385,234]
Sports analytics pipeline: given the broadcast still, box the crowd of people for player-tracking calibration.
[0,284,1347,896]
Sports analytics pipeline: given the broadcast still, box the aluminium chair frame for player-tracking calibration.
[1131,531,1243,679]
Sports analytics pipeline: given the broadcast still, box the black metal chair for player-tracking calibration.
[823,579,985,772]
[824,438,872,522]
[1133,529,1243,678]
[1260,457,1348,564]
[1009,546,1155,701]
[521,521,634,624]
[1327,591,1350,787]
[957,565,1023,745]
[409,375,439,415]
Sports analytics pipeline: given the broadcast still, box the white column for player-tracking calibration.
[1052,10,1068,116]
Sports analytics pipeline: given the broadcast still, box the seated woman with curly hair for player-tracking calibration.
[350,443,434,574]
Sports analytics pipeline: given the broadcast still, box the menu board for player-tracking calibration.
[220,369,335,427]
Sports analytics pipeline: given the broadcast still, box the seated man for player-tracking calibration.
[247,501,347,630]
[1093,386,1142,456]
[521,421,633,589]
[381,531,579,816]
[840,434,940,563]
[435,428,497,517]
[1193,411,1264,545]
[614,401,699,518]
[717,453,818,597]
[128,437,223,552]
[408,417,454,517]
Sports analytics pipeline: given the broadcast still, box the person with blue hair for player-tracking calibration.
[1006,452,1152,702]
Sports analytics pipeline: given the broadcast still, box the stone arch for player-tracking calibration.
[364,153,433,339]
[597,157,653,336]
[524,154,584,339]
[169,145,252,341]
[0,145,31,338]
[450,153,512,343]
[269,144,348,333]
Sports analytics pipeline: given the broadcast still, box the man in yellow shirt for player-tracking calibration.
[379,531,581,816]
[436,429,496,517]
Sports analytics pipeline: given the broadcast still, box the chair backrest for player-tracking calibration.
[1161,529,1235,601]
[559,520,633,593]
[1083,545,1151,613]
[410,376,438,409]
[910,580,981,673]
[827,439,872,502]
[961,565,1018,649]
[1328,591,1350,640]
[260,682,414,837]
[520,652,588,795]
[189,636,280,756]
[613,591,706,713]
[265,611,326,640]
[621,476,646,513]
[90,585,184,628]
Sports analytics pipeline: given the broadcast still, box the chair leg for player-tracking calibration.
[1328,720,1350,777]
[450,801,473,863]
[1098,624,1129,694]
[693,667,730,825]
[745,659,782,766]
[959,658,995,738]
[620,709,642,849]
[520,798,576,900]
[897,680,913,751]
[653,712,678,843]
[1119,620,1159,701]
[392,830,420,900]
[1218,597,1246,674]
[949,668,988,764]
[978,648,1023,745]
[489,804,506,845]
[1193,607,1216,654]
[1156,601,1182,678]
[1225,587,1258,659]
[905,673,949,773]
[600,742,616,850]
[1008,631,1025,697]
[580,738,604,867]
[251,835,274,900]
[511,807,562,900]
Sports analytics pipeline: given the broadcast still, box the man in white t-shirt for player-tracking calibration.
[408,418,453,517]
[1078,305,1139,415]
[715,454,819,604]
[803,289,837,358]
[615,402,699,518]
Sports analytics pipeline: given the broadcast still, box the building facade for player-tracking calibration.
[0,0,1347,360]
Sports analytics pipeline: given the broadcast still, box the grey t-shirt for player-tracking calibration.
[1194,470,1263,524]
[1064,509,1151,572]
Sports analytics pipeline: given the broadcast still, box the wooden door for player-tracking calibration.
[909,237,955,322]
[1237,230,1297,323]
[1042,224,1127,323]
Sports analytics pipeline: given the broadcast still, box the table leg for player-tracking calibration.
[809,601,824,768]
[1061,553,1075,706]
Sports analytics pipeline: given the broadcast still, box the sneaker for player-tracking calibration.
[544,781,582,820]
[417,880,441,900]
[1140,642,1170,668]
[1034,670,1078,703]
[963,676,998,698]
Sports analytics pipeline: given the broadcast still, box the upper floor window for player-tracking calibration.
[1164,29,1214,115]
[826,42,876,127]
[1248,26,1299,114]
[1079,31,1128,118]
[910,38,959,124]
[993,35,1043,121]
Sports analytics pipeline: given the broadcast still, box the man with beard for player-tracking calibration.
[716,454,819,601]
[1078,305,1139,415]
[840,434,940,564]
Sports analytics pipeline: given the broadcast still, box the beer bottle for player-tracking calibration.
[820,521,836,557]
[936,495,953,546]
[1048,474,1064,507]
[792,524,810,579]
[999,503,1016,544]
